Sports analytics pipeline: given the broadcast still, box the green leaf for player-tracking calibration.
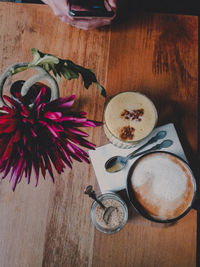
[61,66,79,80]
[29,48,106,97]
[31,48,40,65]
[49,63,57,77]
[43,63,50,72]
[56,72,61,83]
[66,61,97,88]
[95,82,106,97]
[30,48,59,70]
[35,55,59,66]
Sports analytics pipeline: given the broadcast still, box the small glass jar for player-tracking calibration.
[103,91,158,149]
[90,192,128,234]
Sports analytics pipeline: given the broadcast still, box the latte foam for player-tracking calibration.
[104,92,157,142]
[130,152,195,220]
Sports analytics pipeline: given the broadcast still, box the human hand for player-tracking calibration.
[42,0,117,30]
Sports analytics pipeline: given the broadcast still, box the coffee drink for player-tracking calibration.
[103,91,157,148]
[130,152,195,221]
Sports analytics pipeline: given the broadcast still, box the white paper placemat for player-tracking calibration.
[89,123,187,193]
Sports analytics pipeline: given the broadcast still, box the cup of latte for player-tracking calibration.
[103,91,158,148]
[126,151,197,223]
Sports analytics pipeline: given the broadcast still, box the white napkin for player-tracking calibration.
[89,123,187,193]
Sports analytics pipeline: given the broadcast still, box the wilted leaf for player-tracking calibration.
[30,49,106,97]
[95,83,106,97]
[61,66,79,80]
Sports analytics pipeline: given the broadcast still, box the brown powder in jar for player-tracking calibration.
[95,199,125,229]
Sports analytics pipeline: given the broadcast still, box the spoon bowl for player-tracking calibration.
[105,131,167,173]
[84,185,116,224]
[105,139,173,173]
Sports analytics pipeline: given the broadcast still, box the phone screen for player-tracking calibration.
[68,0,114,18]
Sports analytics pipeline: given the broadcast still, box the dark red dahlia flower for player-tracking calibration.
[0,85,101,191]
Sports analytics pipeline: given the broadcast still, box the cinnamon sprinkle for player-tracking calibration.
[120,126,135,140]
[121,108,144,122]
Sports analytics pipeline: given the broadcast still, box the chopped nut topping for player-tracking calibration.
[121,108,144,122]
[120,126,135,140]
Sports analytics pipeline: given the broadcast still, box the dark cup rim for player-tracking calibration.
[126,151,197,223]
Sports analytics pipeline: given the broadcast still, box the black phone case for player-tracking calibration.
[68,0,114,18]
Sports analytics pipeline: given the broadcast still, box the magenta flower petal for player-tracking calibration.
[44,111,62,120]
[2,138,14,160]
[66,142,76,153]
[43,153,55,183]
[3,95,19,107]
[45,94,76,109]
[1,106,15,114]
[0,87,101,190]
[46,125,59,138]
[80,121,98,127]
[58,145,72,169]
[59,117,87,123]
[70,143,89,157]
[13,130,21,143]
[40,158,46,178]
[67,128,89,137]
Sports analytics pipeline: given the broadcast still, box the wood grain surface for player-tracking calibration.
[0,3,198,267]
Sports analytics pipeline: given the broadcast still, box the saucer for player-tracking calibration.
[89,123,187,193]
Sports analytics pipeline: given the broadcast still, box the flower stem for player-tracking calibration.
[11,66,29,75]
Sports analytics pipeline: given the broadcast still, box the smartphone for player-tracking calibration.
[68,0,114,18]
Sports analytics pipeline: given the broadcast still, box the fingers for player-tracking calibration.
[60,16,111,30]
[108,0,117,9]
[42,0,68,17]
[41,0,50,4]
[42,0,117,30]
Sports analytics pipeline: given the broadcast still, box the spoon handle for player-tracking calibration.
[128,139,173,160]
[84,185,106,209]
[127,131,166,160]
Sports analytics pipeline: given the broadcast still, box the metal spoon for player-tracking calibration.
[105,130,167,172]
[105,139,173,173]
[84,185,116,224]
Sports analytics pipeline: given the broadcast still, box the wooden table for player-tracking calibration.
[0,3,198,267]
